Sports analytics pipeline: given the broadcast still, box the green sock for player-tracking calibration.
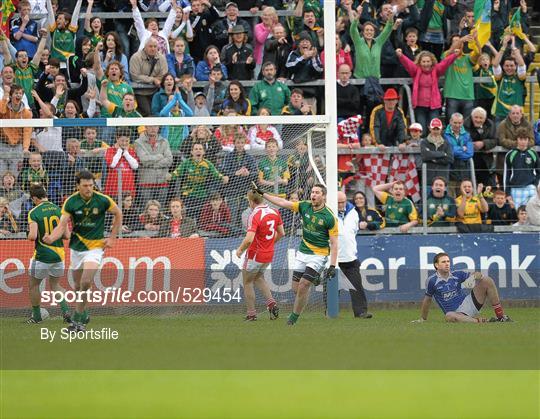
[59,299,70,314]
[288,312,300,324]
[81,310,89,323]
[73,311,82,323]
[32,306,42,321]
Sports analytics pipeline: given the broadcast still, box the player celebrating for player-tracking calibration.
[44,171,122,331]
[236,190,284,321]
[414,252,512,323]
[252,182,338,325]
[26,184,71,324]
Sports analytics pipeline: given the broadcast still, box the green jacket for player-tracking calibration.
[350,18,393,79]
[249,79,291,116]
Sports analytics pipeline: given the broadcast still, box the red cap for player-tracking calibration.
[429,118,443,129]
[383,88,399,100]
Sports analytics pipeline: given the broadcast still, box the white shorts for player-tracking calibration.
[70,249,104,270]
[455,293,481,318]
[29,259,65,280]
[291,251,328,274]
[243,257,270,275]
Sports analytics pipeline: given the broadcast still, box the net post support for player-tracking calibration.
[324,0,339,318]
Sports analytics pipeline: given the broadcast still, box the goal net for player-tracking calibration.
[0,115,333,319]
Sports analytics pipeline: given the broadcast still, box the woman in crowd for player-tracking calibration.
[166,38,195,83]
[253,7,279,78]
[396,48,459,132]
[139,200,166,234]
[220,81,251,116]
[102,32,130,82]
[194,45,228,81]
[352,191,385,231]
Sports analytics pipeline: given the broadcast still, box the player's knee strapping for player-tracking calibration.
[302,267,320,284]
[292,271,304,282]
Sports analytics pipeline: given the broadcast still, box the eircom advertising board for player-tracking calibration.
[0,233,538,308]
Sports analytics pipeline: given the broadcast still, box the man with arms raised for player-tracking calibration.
[236,190,284,321]
[252,182,338,325]
[414,252,512,323]
[26,184,71,324]
[44,170,122,331]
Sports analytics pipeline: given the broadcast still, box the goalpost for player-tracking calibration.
[0,2,339,320]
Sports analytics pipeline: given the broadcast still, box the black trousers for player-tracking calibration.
[339,259,368,316]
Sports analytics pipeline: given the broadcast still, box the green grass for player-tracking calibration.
[1,308,539,418]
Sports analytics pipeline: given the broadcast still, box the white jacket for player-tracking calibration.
[133,6,177,54]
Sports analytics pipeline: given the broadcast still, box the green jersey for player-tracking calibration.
[443,53,475,100]
[62,191,115,251]
[292,201,338,256]
[99,80,134,117]
[494,74,525,118]
[50,23,77,62]
[380,192,418,227]
[428,1,444,31]
[28,201,64,263]
[20,166,49,192]
[258,156,290,196]
[83,29,104,49]
[10,63,39,104]
[80,140,109,175]
[473,66,497,100]
[171,158,223,198]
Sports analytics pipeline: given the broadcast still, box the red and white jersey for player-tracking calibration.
[246,204,283,263]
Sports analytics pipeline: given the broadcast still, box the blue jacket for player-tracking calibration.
[158,92,194,147]
[166,53,195,78]
[194,61,228,81]
[444,125,473,161]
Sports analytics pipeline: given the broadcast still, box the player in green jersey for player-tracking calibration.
[44,171,122,331]
[26,184,71,324]
[252,182,338,325]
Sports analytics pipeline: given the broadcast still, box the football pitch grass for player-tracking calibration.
[1,308,539,418]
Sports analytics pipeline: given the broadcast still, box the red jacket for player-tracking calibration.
[104,146,139,197]
[199,201,231,235]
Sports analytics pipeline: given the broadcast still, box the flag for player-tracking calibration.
[357,154,391,188]
[388,154,421,202]
[508,8,526,40]
[469,0,491,52]
[0,0,15,36]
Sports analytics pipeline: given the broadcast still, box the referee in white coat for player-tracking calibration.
[337,191,372,318]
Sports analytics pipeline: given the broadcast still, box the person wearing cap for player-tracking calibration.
[420,118,454,186]
[407,123,424,177]
[249,61,290,116]
[369,88,407,148]
[211,2,253,50]
[444,112,473,196]
[220,24,255,80]
[189,0,220,62]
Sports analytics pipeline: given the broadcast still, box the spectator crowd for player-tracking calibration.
[0,0,539,237]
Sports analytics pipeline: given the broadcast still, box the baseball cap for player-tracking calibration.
[225,2,238,9]
[409,123,423,132]
[194,92,206,99]
[429,118,443,129]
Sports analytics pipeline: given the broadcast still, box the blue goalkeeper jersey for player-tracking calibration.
[425,271,471,313]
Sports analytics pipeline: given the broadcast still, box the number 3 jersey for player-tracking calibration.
[28,201,65,263]
[246,204,283,263]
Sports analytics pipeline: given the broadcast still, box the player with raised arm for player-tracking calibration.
[44,171,122,331]
[236,190,284,321]
[252,182,338,325]
[26,184,71,324]
[414,252,512,323]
